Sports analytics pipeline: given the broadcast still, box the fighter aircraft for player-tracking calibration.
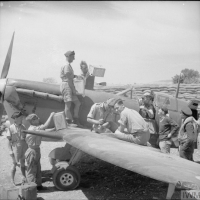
[0,32,200,199]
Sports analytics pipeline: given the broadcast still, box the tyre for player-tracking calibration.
[53,166,81,190]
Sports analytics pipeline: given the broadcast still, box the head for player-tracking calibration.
[80,61,88,74]
[180,106,192,120]
[114,100,125,114]
[26,114,40,126]
[104,98,124,113]
[64,51,75,63]
[143,92,153,106]
[11,111,24,125]
[158,106,168,116]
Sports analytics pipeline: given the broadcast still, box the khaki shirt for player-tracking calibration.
[87,102,114,131]
[7,124,26,146]
[26,125,44,148]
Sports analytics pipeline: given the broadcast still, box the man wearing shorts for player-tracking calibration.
[60,51,82,127]
[6,111,28,185]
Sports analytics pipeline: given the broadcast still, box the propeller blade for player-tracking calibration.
[0,103,4,123]
[1,32,15,79]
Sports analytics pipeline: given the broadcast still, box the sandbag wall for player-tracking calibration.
[94,84,200,102]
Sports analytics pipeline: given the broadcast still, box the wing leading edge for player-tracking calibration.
[23,127,200,190]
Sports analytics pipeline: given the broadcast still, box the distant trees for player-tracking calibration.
[43,77,57,84]
[172,68,200,84]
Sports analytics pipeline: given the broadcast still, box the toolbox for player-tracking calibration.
[89,65,105,77]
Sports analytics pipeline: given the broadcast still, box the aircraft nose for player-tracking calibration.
[0,79,7,103]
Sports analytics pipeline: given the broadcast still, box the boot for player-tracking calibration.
[66,119,77,127]
[73,118,83,128]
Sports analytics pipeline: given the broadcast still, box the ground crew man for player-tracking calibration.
[60,50,82,127]
[25,112,55,190]
[87,98,120,133]
[178,106,198,161]
[79,61,90,80]
[113,100,150,145]
[6,111,28,186]
[139,92,157,146]
[157,106,179,153]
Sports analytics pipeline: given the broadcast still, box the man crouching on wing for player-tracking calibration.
[113,100,150,146]
[87,98,121,133]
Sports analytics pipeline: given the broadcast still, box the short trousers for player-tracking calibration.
[60,82,78,102]
[12,140,28,163]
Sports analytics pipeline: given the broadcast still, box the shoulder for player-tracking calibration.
[92,103,101,109]
[61,65,70,70]
[89,103,100,112]
[9,124,15,132]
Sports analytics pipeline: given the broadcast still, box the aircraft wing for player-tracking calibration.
[23,127,200,190]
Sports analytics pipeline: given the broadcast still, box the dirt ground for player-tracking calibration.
[0,133,200,200]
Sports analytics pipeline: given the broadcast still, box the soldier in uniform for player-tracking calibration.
[139,92,157,146]
[80,61,90,80]
[178,106,198,161]
[87,98,120,133]
[113,100,150,146]
[6,111,28,185]
[25,112,55,190]
[60,51,82,127]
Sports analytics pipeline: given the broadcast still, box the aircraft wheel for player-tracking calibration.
[53,166,81,190]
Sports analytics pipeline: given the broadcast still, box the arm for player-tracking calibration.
[118,124,126,133]
[117,112,127,133]
[143,107,154,119]
[87,104,104,125]
[7,136,13,153]
[87,117,103,125]
[60,66,72,79]
[40,112,55,130]
[102,121,110,128]
[181,139,194,151]
[6,129,17,164]
[168,118,179,137]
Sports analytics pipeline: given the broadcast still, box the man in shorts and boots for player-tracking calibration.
[60,51,83,127]
[6,111,28,186]
[25,112,55,190]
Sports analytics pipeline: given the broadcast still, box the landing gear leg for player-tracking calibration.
[52,148,83,191]
[166,183,175,199]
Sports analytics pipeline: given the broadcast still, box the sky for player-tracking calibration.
[0,1,200,85]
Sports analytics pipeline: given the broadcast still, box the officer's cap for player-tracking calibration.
[64,51,75,57]
[180,106,192,117]
[26,113,38,122]
[106,98,124,107]
[11,111,23,119]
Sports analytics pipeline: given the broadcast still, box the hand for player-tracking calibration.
[98,119,104,125]
[167,133,172,138]
[51,112,55,116]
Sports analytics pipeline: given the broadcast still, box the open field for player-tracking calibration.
[94,84,200,102]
